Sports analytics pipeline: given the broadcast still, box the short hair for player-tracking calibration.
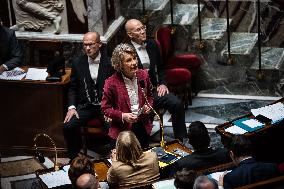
[228,134,252,157]
[193,175,218,189]
[111,43,137,71]
[68,156,95,186]
[76,173,98,189]
[115,131,143,168]
[83,31,101,42]
[174,168,198,189]
[187,121,210,150]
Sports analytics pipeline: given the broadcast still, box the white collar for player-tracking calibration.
[131,41,146,50]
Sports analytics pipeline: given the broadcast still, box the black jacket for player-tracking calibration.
[0,26,23,69]
[68,46,114,108]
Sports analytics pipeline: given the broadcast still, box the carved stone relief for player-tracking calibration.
[11,0,68,34]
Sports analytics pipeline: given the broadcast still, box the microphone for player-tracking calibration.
[139,80,165,148]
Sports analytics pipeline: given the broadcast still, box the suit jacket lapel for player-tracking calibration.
[116,73,132,110]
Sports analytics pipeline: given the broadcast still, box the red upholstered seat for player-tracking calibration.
[156,25,202,72]
[155,29,192,108]
[166,68,192,85]
[156,25,201,95]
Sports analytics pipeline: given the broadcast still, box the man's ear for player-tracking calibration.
[127,31,133,39]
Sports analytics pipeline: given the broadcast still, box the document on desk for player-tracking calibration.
[25,68,48,80]
[251,102,284,122]
[152,178,175,189]
[225,125,247,134]
[0,67,26,80]
[242,119,264,128]
[208,170,231,181]
[39,165,71,188]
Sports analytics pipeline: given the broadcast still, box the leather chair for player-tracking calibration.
[81,118,108,155]
[154,28,193,108]
[155,25,202,94]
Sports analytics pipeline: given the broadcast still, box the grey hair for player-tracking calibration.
[193,175,218,189]
[111,43,136,71]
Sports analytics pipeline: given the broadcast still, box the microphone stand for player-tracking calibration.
[34,133,59,171]
[140,81,165,148]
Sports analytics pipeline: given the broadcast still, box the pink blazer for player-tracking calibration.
[101,69,154,139]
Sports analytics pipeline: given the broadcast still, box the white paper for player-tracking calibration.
[242,119,263,128]
[251,102,284,122]
[39,165,71,188]
[152,178,175,189]
[225,125,247,134]
[0,67,26,80]
[25,68,48,80]
[208,170,231,181]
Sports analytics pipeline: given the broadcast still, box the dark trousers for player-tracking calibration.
[153,91,187,141]
[63,104,106,159]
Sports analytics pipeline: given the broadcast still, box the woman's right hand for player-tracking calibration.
[122,113,138,123]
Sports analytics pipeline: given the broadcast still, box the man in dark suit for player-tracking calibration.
[0,19,23,74]
[124,19,187,142]
[174,121,231,173]
[63,31,114,160]
[220,135,279,189]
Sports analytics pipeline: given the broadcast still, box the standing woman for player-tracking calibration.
[101,43,153,148]
[107,131,160,188]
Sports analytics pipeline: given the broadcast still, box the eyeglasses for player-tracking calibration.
[83,41,101,48]
[132,25,146,33]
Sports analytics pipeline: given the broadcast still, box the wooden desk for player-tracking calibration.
[0,67,71,154]
[215,98,284,163]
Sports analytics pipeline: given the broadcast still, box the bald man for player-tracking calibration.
[76,173,100,189]
[125,19,187,142]
[63,32,114,160]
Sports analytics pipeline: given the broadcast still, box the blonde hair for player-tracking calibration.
[116,131,143,168]
[111,43,137,71]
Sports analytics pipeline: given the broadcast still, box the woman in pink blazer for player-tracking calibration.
[101,43,153,148]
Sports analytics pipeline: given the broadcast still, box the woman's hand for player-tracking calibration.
[142,104,151,114]
[122,113,138,123]
[110,149,117,161]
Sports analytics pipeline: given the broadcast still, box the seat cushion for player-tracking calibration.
[165,68,191,85]
[167,54,202,72]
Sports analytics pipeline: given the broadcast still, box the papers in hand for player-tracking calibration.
[25,68,48,80]
[39,165,71,188]
[0,67,26,80]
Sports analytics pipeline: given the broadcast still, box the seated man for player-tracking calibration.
[0,18,23,74]
[174,121,231,173]
[63,31,114,160]
[76,173,100,189]
[174,168,197,189]
[68,156,96,187]
[219,134,280,189]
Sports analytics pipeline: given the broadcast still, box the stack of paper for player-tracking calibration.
[0,67,26,80]
[39,165,71,188]
[251,102,284,122]
[25,68,48,80]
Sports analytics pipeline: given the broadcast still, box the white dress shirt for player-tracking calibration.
[131,41,150,69]
[122,74,139,114]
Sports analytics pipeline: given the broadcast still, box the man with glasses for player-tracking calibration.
[63,31,114,160]
[125,19,187,142]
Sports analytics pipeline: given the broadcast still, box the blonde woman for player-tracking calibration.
[107,131,160,188]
